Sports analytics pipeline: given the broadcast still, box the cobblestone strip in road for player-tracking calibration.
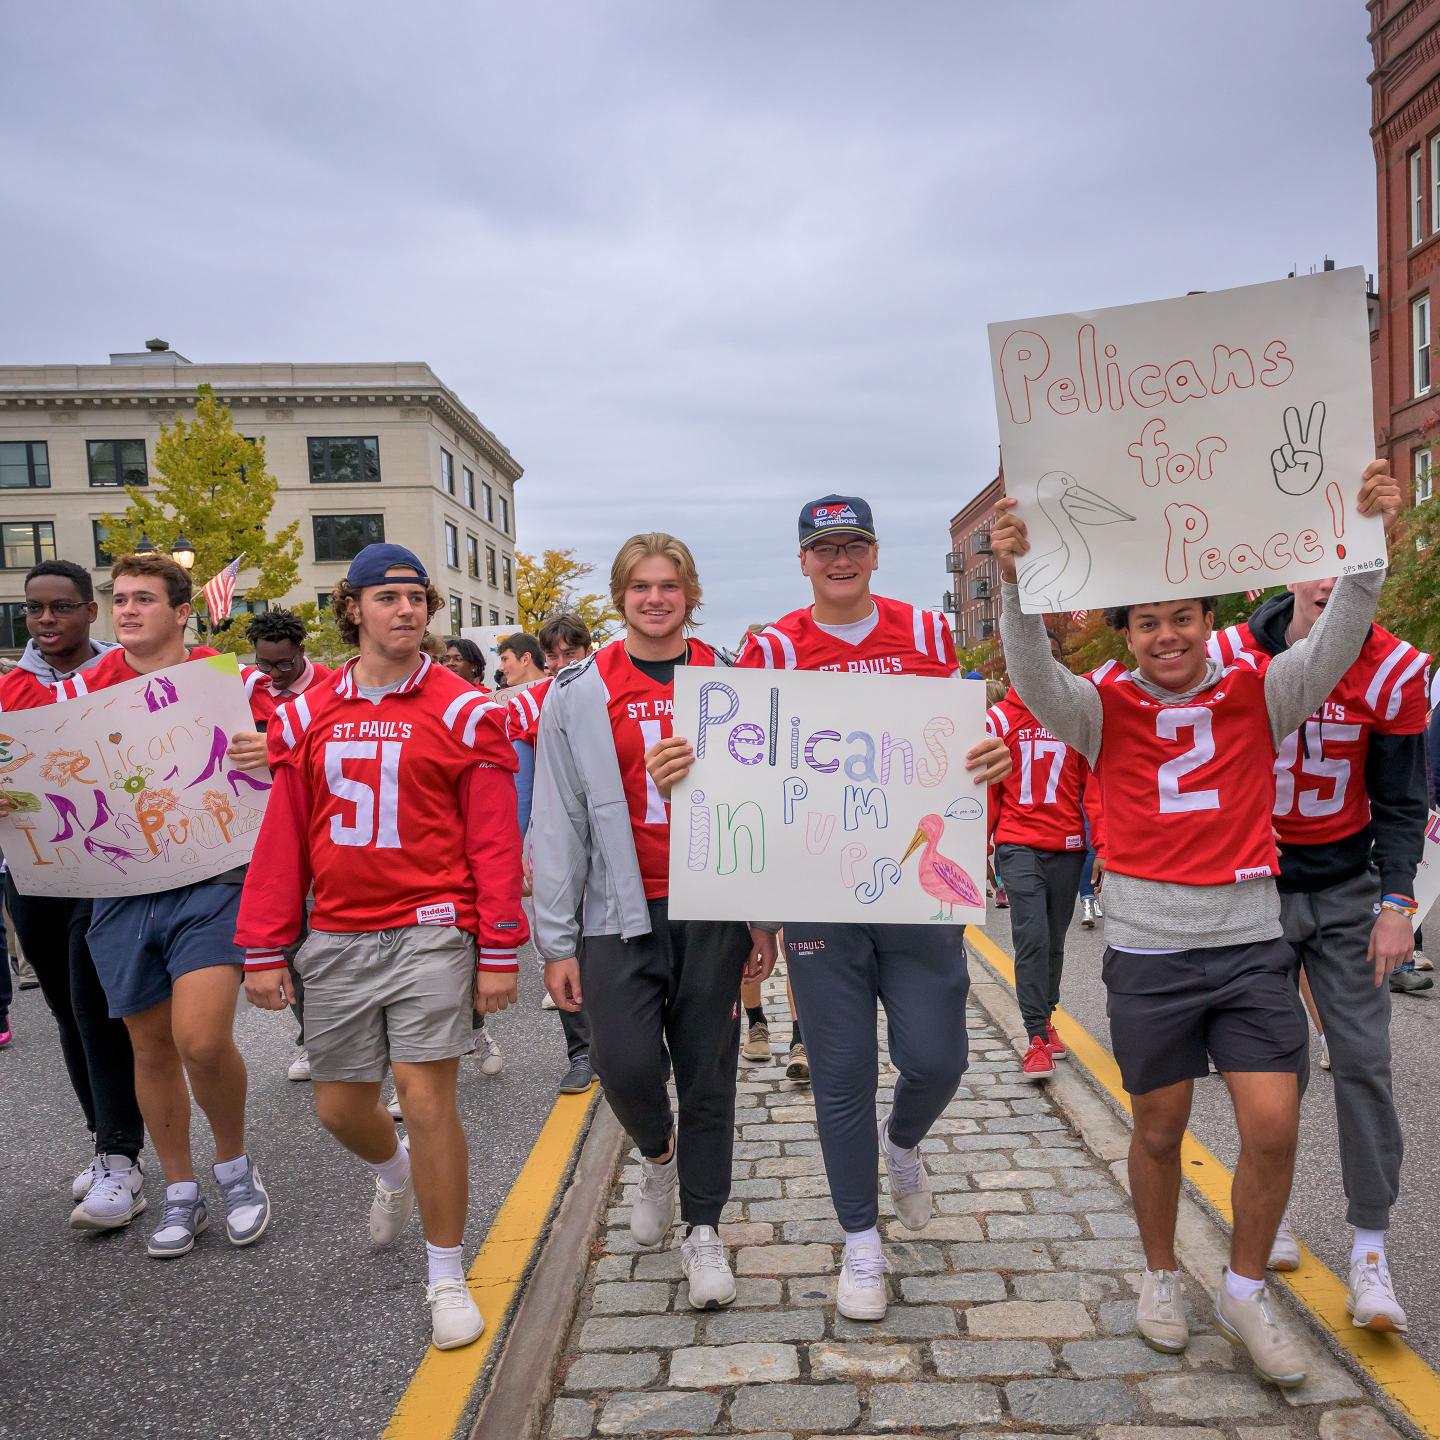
[539,971,1406,1440]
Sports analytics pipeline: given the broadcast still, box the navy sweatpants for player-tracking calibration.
[785,923,970,1232]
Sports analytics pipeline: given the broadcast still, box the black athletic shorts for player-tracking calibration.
[1102,939,1306,1096]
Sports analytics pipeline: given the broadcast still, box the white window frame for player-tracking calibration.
[1414,294,1432,396]
[1417,446,1435,504]
[1412,149,1425,245]
[1430,135,1440,234]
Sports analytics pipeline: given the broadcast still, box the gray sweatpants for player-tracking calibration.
[996,843,1086,1040]
[1280,870,1403,1230]
[785,923,970,1233]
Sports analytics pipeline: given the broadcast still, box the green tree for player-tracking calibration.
[100,384,303,653]
[515,547,620,642]
[1378,492,1440,654]
[290,600,353,669]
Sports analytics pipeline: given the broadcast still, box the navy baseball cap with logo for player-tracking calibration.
[798,495,877,548]
[346,543,430,588]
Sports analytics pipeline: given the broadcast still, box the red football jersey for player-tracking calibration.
[985,688,1099,853]
[736,595,958,677]
[0,666,60,711]
[236,655,526,967]
[596,638,722,899]
[1210,620,1430,845]
[53,644,221,701]
[243,660,334,730]
[1092,659,1278,885]
[505,677,553,748]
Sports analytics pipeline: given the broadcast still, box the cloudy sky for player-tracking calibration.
[4,1,1377,642]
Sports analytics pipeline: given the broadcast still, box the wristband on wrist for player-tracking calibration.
[1380,894,1418,917]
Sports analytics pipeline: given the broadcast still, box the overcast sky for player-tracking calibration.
[3,1,1377,642]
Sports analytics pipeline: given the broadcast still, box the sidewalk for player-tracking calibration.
[537,956,1408,1440]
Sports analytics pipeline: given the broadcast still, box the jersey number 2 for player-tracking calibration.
[325,740,402,848]
[1156,708,1219,814]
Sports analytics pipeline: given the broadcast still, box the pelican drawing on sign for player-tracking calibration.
[1017,471,1136,611]
[901,814,983,920]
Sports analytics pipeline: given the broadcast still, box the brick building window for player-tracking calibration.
[1417,447,1434,504]
[1431,136,1440,235]
[1412,149,1425,245]
[1414,294,1431,396]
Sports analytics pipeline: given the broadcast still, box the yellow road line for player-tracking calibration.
[383,1090,597,1440]
[967,925,1440,1439]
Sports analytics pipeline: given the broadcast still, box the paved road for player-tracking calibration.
[982,901,1440,1373]
[0,941,570,1440]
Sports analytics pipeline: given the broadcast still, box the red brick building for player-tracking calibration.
[1370,0,1440,504]
[946,470,1003,651]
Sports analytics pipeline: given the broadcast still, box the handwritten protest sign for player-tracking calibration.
[666,668,987,925]
[1413,810,1440,932]
[987,267,1385,614]
[0,653,270,898]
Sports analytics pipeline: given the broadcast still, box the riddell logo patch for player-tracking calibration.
[416,902,457,926]
[1064,835,1083,850]
[813,503,859,526]
[1233,866,1273,881]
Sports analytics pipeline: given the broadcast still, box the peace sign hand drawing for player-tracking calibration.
[1271,400,1326,495]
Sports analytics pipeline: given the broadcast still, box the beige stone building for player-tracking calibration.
[0,341,523,652]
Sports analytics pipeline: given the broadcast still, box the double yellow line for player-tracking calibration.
[383,1090,596,1440]
[967,926,1440,1439]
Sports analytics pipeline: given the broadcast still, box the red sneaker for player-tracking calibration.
[1045,1022,1066,1059]
[1021,1035,1054,1080]
[994,888,1009,910]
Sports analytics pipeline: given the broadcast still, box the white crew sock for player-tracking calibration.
[1225,1268,1266,1301]
[426,1241,465,1285]
[844,1226,882,1252]
[1351,1228,1386,1264]
[366,1143,411,1193]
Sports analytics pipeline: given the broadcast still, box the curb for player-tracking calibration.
[965,938,1424,1438]
[468,1098,626,1440]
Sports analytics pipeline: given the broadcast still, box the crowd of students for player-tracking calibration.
[0,460,1427,1382]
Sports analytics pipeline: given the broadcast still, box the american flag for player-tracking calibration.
[201,556,243,623]
[1244,587,1264,602]
[1070,609,1089,623]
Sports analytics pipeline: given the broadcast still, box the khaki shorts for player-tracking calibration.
[293,925,475,1082]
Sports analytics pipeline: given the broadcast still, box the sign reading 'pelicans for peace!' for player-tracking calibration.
[0,653,271,898]
[666,668,988,925]
[988,267,1386,614]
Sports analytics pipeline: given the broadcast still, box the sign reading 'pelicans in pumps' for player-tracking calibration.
[987,267,1386,613]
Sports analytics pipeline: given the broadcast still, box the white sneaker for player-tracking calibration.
[385,1085,403,1121]
[472,1024,504,1077]
[540,990,558,1010]
[680,1225,736,1309]
[631,1151,679,1246]
[287,1049,312,1082]
[1267,1216,1300,1271]
[1316,1035,1330,1071]
[1081,896,1096,929]
[69,1155,146,1231]
[369,1170,415,1247]
[1413,950,1433,971]
[1347,1251,1408,1332]
[72,1153,104,1203]
[428,1276,484,1350]
[837,1242,892,1321]
[1092,893,1104,919]
[1136,1268,1189,1353]
[879,1114,932,1231]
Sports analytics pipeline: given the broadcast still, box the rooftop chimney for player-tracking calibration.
[145,338,170,352]
[109,339,192,366]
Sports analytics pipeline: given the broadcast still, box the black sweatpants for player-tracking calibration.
[995,843,1086,1039]
[580,899,749,1228]
[786,922,970,1233]
[5,876,144,1160]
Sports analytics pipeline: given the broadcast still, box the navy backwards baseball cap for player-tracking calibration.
[798,495,876,548]
[346,543,430,588]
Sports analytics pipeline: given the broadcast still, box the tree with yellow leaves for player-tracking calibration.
[515,548,620,642]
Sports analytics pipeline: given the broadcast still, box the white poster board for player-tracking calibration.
[1413,810,1440,933]
[0,654,270,898]
[987,267,1385,614]
[666,668,988,925]
[461,626,516,683]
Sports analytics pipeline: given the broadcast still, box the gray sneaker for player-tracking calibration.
[147,1183,209,1259]
[214,1155,271,1247]
[558,1054,596,1095]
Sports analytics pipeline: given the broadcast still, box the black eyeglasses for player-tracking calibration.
[21,601,85,617]
[807,540,874,562]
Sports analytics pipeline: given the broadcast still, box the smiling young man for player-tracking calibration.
[648,495,1011,1323]
[990,462,1400,1386]
[1208,578,1428,1331]
[529,534,777,1311]
[60,553,272,1259]
[0,560,146,1231]
[494,632,546,693]
[238,544,525,1350]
